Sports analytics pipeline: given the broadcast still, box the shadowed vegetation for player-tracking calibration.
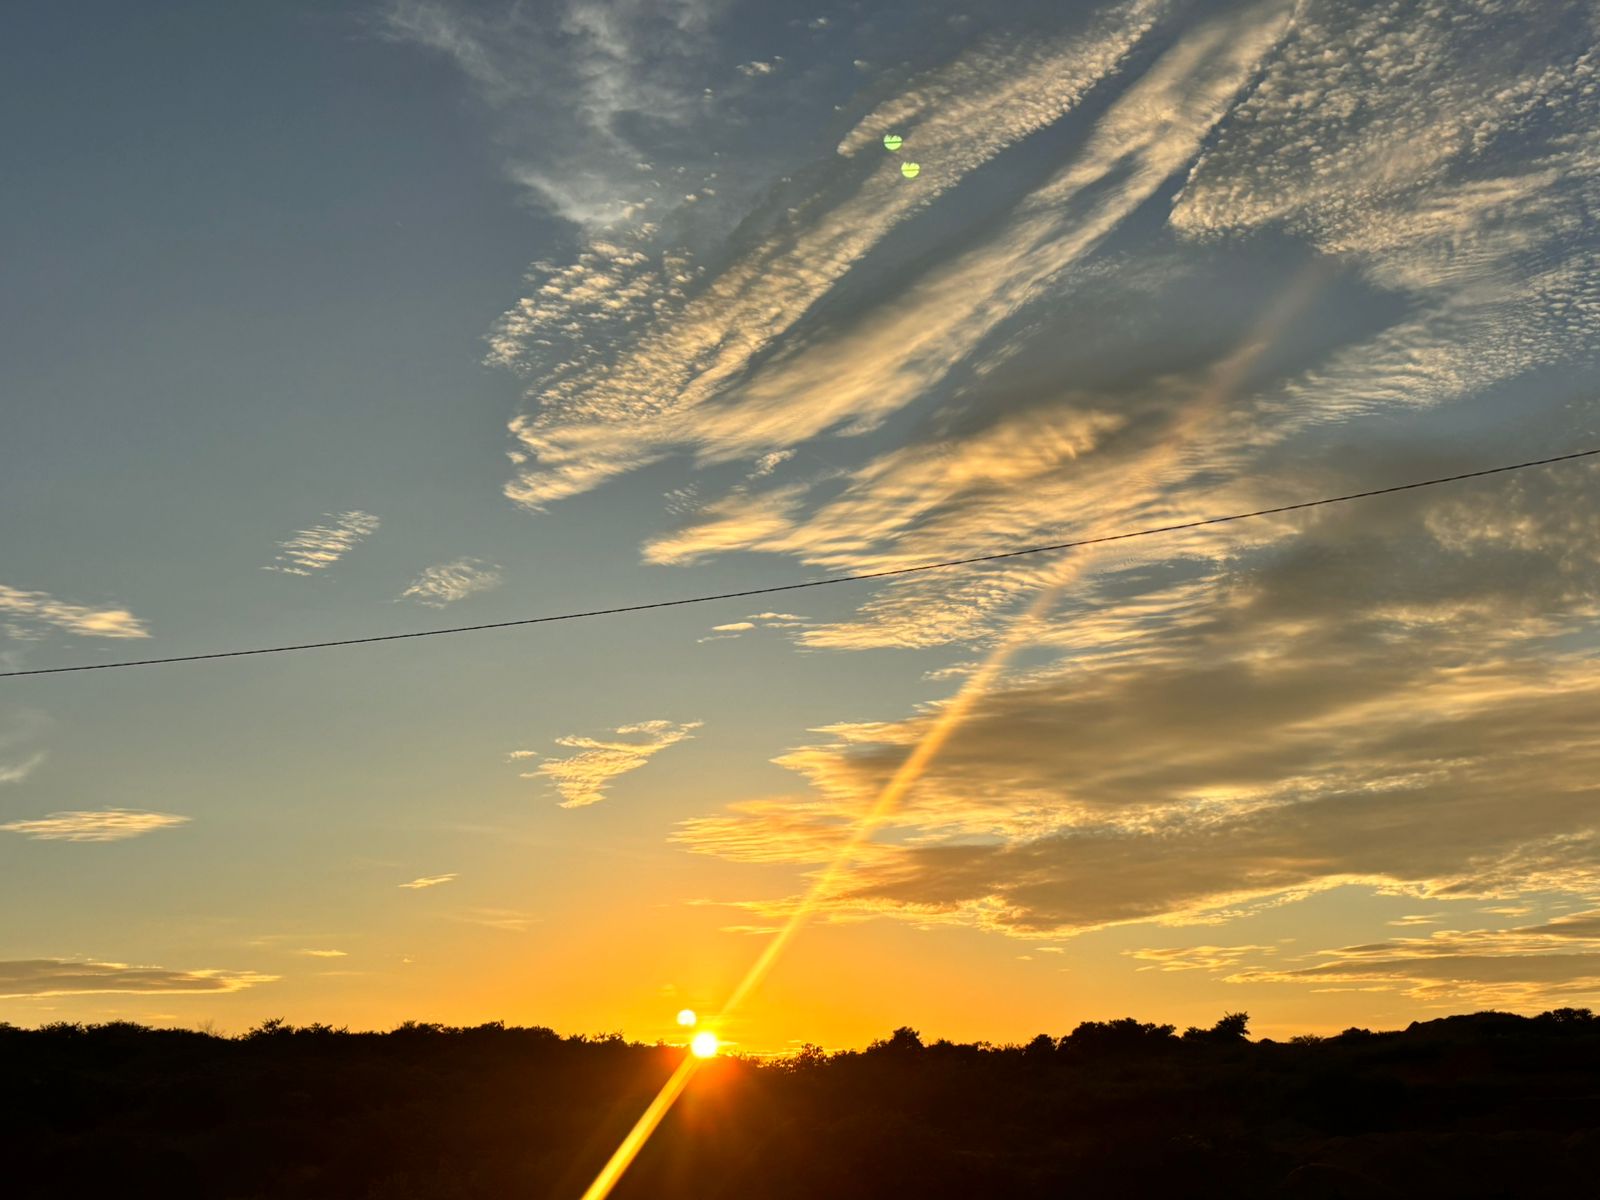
[6,1009,1600,1198]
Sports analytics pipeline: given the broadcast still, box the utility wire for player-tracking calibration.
[4,447,1596,680]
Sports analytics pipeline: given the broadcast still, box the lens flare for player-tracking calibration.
[676,1008,697,1027]
[690,1031,720,1058]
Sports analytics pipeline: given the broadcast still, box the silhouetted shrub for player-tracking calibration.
[4,1009,1599,1198]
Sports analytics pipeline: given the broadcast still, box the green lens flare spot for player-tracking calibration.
[882,133,903,151]
[901,161,921,179]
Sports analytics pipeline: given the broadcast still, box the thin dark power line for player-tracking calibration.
[5,447,1597,680]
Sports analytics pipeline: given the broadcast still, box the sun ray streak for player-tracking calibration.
[574,264,1327,1200]
[577,1055,703,1200]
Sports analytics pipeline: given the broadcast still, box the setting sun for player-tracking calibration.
[7,2,1600,1197]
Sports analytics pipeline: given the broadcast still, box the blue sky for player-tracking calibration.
[4,0,1600,1049]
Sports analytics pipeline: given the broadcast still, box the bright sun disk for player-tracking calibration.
[690,1031,719,1058]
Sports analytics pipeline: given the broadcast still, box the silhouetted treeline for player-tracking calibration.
[6,1008,1600,1198]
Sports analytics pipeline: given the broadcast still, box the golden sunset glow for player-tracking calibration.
[8,2,1600,1196]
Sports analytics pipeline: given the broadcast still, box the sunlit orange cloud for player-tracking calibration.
[704,266,1324,985]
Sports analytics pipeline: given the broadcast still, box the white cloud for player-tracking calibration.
[265,511,380,575]
[0,753,45,786]
[0,809,189,842]
[0,959,276,998]
[448,907,541,932]
[526,718,701,808]
[698,610,808,642]
[383,0,727,227]
[0,584,150,639]
[398,557,503,607]
[398,872,457,889]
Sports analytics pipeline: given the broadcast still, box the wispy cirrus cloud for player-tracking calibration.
[0,809,190,842]
[448,907,541,932]
[398,557,503,607]
[1127,944,1280,973]
[0,584,150,639]
[398,873,457,889]
[264,511,380,576]
[0,753,45,786]
[518,718,702,808]
[697,611,805,642]
[0,959,276,999]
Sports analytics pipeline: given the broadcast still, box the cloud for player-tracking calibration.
[612,1,1301,649]
[1127,944,1280,973]
[697,611,807,642]
[0,584,150,639]
[409,1,1600,983]
[493,0,1168,507]
[675,461,1600,937]
[265,511,380,576]
[398,873,457,889]
[1171,0,1600,423]
[398,557,503,607]
[382,0,729,227]
[525,718,702,808]
[0,959,276,999]
[1228,916,1600,1006]
[448,907,541,932]
[0,752,45,786]
[0,809,190,842]
[298,949,348,958]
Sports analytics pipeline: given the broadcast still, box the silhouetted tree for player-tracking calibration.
[1182,1012,1249,1043]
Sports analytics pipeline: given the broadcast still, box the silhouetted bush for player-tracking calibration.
[3,1009,1599,1198]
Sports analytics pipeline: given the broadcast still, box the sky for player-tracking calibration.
[3,0,1600,1054]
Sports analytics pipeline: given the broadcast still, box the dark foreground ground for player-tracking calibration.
[5,1009,1600,1199]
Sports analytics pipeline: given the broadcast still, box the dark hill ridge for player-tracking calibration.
[5,1009,1599,1198]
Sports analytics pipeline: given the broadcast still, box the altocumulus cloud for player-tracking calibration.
[398,557,503,607]
[0,583,150,639]
[516,719,702,808]
[265,511,380,575]
[0,809,190,842]
[0,959,276,999]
